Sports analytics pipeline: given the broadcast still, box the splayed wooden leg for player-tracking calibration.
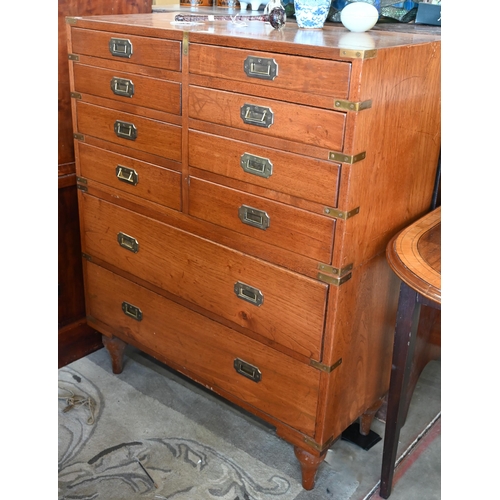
[293,446,327,490]
[102,335,126,374]
[359,397,384,436]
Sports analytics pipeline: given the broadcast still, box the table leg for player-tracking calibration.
[379,282,421,498]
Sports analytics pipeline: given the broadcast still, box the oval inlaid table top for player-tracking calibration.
[386,207,441,305]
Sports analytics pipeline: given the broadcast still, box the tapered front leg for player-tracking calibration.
[359,397,384,436]
[293,446,327,490]
[102,335,127,374]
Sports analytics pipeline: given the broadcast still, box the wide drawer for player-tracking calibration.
[188,130,341,206]
[73,63,181,115]
[188,177,335,262]
[70,28,182,71]
[84,261,320,435]
[77,142,181,210]
[189,86,346,151]
[80,195,328,359]
[75,101,182,161]
[189,44,351,99]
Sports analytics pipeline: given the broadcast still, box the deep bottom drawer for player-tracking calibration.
[84,261,320,436]
[81,194,327,359]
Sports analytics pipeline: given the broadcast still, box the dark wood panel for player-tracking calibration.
[58,0,152,368]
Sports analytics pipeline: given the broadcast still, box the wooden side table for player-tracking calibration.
[380,207,441,498]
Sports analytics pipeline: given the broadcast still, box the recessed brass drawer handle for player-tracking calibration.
[122,301,143,321]
[240,153,273,179]
[234,358,262,383]
[114,120,137,141]
[117,232,139,253]
[116,165,139,186]
[234,281,264,307]
[240,104,274,128]
[243,56,278,81]
[109,37,133,58]
[238,205,270,230]
[110,77,135,98]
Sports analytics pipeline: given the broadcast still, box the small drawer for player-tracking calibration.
[84,261,320,436]
[189,177,335,262]
[81,195,328,359]
[76,101,182,161]
[189,86,346,151]
[189,44,351,99]
[73,63,181,115]
[70,28,181,71]
[188,130,340,206]
[78,142,181,210]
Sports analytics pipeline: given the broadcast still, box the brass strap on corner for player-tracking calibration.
[182,32,189,55]
[334,99,372,112]
[323,206,359,220]
[304,435,336,453]
[328,151,366,164]
[76,176,87,192]
[309,358,342,374]
[318,263,353,277]
[71,92,82,99]
[66,16,79,24]
[339,48,377,59]
[68,54,79,61]
[317,272,352,286]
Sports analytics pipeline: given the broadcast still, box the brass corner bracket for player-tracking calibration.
[317,272,352,286]
[323,206,360,220]
[334,99,372,112]
[310,358,343,373]
[328,151,366,164]
[339,48,377,59]
[317,263,353,278]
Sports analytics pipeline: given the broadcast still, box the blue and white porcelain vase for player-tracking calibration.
[294,0,331,29]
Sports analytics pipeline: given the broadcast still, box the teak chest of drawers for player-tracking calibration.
[66,12,441,491]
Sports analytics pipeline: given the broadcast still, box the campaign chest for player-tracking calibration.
[66,11,441,490]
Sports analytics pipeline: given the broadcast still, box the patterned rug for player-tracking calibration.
[58,346,441,500]
[58,354,303,500]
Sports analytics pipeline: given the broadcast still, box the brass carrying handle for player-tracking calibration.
[110,77,135,98]
[240,153,273,179]
[238,205,270,231]
[116,165,138,186]
[234,358,262,383]
[240,104,274,128]
[122,301,143,321]
[234,281,264,307]
[114,120,137,141]
[109,38,133,58]
[244,56,278,81]
[117,232,139,253]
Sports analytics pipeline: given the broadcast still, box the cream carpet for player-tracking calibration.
[58,346,441,500]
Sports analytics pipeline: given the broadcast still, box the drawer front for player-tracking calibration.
[188,130,340,206]
[73,63,181,115]
[78,142,181,210]
[71,28,182,71]
[189,87,346,151]
[189,44,351,99]
[76,101,182,161]
[85,261,320,435]
[81,195,327,359]
[189,177,335,262]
